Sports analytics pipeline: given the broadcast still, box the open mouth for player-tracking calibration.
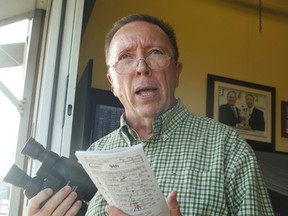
[135,88,157,96]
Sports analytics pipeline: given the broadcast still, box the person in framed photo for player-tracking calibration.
[219,90,241,127]
[245,94,265,131]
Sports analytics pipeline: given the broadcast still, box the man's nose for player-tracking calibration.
[136,59,151,76]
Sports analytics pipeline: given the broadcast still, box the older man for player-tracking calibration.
[26,14,273,216]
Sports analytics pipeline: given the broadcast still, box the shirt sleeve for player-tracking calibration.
[224,134,274,215]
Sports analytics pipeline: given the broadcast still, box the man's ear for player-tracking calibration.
[107,71,112,84]
[107,72,117,96]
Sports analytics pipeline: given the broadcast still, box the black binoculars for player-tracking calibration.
[4,137,97,216]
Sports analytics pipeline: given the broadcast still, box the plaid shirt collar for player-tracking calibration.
[119,99,186,142]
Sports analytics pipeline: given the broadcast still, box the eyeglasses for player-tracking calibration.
[109,53,173,75]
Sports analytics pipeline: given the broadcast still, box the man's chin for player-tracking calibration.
[137,106,162,118]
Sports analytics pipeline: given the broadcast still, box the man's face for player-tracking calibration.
[227,92,237,106]
[245,95,254,108]
[106,21,182,121]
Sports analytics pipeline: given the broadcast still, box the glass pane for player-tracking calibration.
[0,20,29,216]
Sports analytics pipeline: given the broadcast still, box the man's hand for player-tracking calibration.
[105,189,181,216]
[166,190,181,216]
[105,205,126,216]
[26,186,82,216]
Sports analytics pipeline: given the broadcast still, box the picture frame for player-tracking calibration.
[281,101,288,138]
[206,74,276,152]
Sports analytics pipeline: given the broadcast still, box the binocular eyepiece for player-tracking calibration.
[4,137,97,216]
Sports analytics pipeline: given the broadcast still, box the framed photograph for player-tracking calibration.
[206,74,275,151]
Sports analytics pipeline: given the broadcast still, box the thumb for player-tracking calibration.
[105,205,128,216]
[166,190,181,216]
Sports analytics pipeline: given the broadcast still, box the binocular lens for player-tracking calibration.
[4,164,31,189]
[3,164,43,198]
[21,138,48,162]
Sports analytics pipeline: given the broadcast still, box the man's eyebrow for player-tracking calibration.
[116,44,136,54]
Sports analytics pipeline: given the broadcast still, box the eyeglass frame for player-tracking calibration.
[107,53,175,75]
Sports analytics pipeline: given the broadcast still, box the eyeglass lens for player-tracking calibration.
[115,54,171,74]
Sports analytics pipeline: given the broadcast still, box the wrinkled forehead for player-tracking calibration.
[108,21,173,60]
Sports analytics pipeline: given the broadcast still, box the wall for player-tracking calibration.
[78,0,288,152]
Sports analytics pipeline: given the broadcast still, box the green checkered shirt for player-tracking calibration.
[85,100,273,215]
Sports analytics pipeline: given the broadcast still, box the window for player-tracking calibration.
[0,19,31,216]
[0,1,84,214]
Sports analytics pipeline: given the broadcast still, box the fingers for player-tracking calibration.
[166,190,182,216]
[26,186,81,216]
[105,205,128,216]
[39,186,74,215]
[26,188,53,215]
[47,186,80,215]
[63,200,82,216]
